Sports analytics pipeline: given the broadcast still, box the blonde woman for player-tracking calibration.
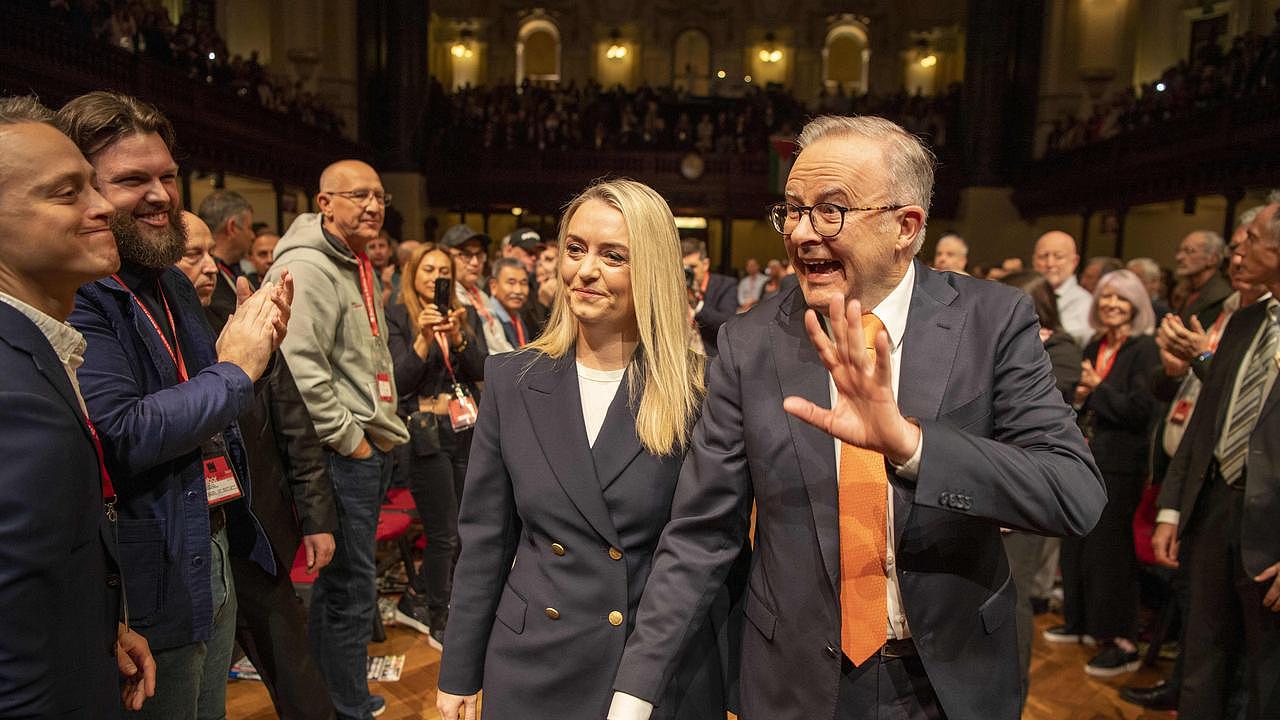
[436,180,729,720]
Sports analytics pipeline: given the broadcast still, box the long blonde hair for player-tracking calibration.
[525,179,706,456]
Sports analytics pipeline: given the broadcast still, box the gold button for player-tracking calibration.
[545,607,560,620]
[551,542,566,556]
[608,547,623,561]
[608,610,624,626]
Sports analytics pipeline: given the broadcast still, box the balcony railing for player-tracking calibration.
[0,6,370,191]
[1013,90,1280,217]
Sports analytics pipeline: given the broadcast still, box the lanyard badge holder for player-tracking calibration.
[201,434,245,507]
[436,331,477,431]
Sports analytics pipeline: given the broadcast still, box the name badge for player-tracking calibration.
[1169,399,1193,426]
[203,455,243,506]
[448,383,477,432]
[377,372,394,403]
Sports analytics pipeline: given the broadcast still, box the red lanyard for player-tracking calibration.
[215,259,237,288]
[1094,336,1126,381]
[86,415,115,503]
[467,285,494,324]
[354,253,380,337]
[434,331,458,381]
[513,314,526,347]
[112,274,189,382]
[699,271,710,295]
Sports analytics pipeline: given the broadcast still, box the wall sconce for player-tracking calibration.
[757,32,783,63]
[919,54,937,68]
[451,29,475,59]
[606,29,627,60]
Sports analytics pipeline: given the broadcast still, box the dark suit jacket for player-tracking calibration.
[438,350,727,720]
[70,267,274,650]
[1158,299,1280,577]
[615,261,1105,720]
[1179,273,1232,328]
[0,303,121,717]
[205,278,337,568]
[695,273,738,357]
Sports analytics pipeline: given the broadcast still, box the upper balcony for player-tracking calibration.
[0,5,370,192]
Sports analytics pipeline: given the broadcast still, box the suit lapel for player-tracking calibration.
[523,352,622,547]
[590,366,644,491]
[896,263,965,545]
[773,288,842,590]
[0,305,94,440]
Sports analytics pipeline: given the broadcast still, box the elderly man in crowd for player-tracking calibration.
[1171,230,1231,328]
[931,231,968,274]
[266,160,409,720]
[1033,230,1093,346]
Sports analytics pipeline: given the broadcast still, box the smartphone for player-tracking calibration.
[434,277,453,316]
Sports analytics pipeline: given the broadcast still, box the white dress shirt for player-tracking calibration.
[608,265,924,720]
[737,273,767,307]
[1055,275,1094,348]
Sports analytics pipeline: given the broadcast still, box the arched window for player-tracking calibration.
[673,28,711,96]
[517,18,560,84]
[823,22,869,93]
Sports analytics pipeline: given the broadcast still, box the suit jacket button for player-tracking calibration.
[938,491,950,506]
[608,611,624,626]
[106,574,121,588]
[545,607,560,620]
[826,643,839,659]
[551,542,566,556]
[608,547,623,561]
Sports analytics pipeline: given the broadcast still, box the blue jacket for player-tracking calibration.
[0,302,121,717]
[70,267,274,651]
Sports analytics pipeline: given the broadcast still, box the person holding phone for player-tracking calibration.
[386,243,484,649]
[436,179,735,720]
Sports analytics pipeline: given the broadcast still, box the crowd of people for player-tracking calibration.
[1046,9,1280,154]
[3,85,1280,720]
[24,0,347,133]
[425,77,958,156]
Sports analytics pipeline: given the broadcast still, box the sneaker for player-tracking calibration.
[1085,644,1141,677]
[394,594,431,637]
[1042,624,1097,645]
[427,607,448,651]
[369,694,387,717]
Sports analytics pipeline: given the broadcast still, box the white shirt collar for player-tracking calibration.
[1056,274,1082,297]
[868,261,915,351]
[0,291,87,370]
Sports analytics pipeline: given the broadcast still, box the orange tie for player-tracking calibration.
[837,312,888,666]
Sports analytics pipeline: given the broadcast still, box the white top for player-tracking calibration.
[737,272,767,306]
[608,264,924,720]
[577,362,625,447]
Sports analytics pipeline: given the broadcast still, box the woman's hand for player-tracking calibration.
[418,305,447,338]
[446,307,468,346]
[437,690,479,720]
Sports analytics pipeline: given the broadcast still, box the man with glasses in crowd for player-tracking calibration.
[611,115,1104,720]
[442,223,511,354]
[1033,230,1093,347]
[266,160,409,720]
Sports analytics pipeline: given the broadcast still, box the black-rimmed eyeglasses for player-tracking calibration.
[767,202,904,238]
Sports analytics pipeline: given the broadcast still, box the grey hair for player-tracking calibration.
[197,190,253,236]
[1266,189,1280,205]
[1239,205,1262,227]
[795,115,936,254]
[489,256,528,279]
[1193,230,1226,262]
[1126,257,1161,283]
[0,95,54,126]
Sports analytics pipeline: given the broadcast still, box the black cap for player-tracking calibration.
[505,227,543,253]
[440,224,490,249]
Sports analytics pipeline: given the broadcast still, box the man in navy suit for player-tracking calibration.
[682,238,739,357]
[56,91,289,719]
[0,95,155,717]
[612,116,1105,720]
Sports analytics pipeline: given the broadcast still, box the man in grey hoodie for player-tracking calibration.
[265,159,409,720]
